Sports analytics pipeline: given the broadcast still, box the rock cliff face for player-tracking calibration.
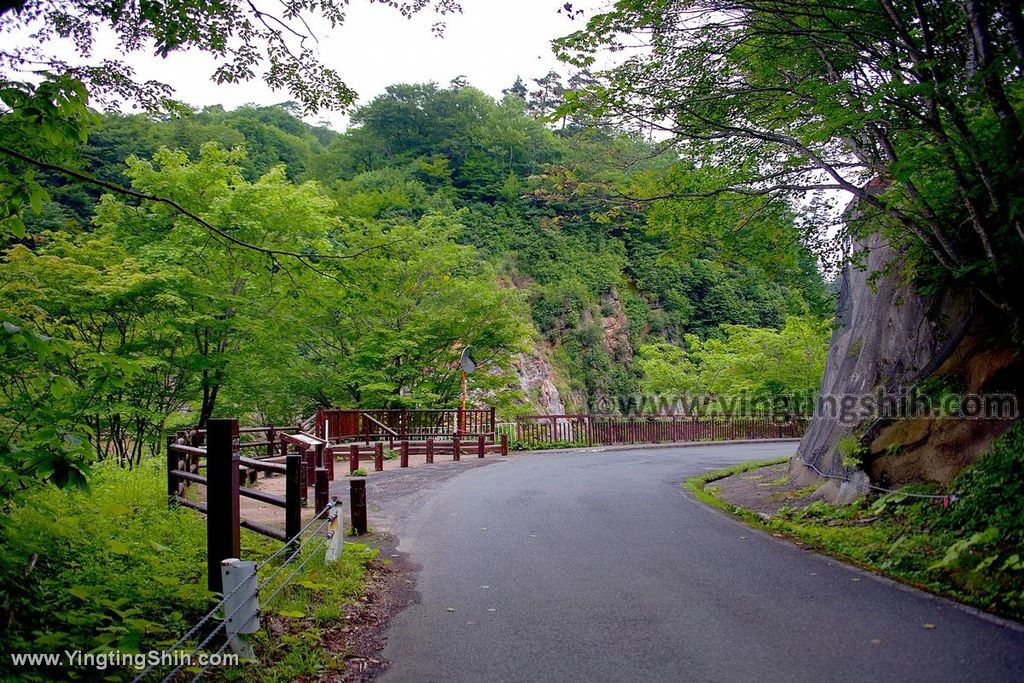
[599,289,633,364]
[512,348,566,415]
[513,287,637,416]
[792,232,1018,500]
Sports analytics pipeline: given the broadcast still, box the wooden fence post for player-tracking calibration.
[285,454,301,541]
[266,426,276,460]
[400,440,409,468]
[489,406,496,442]
[315,468,329,515]
[426,438,434,464]
[304,448,315,488]
[166,435,178,500]
[299,450,309,506]
[374,442,383,472]
[323,444,335,481]
[477,434,485,458]
[501,433,508,456]
[350,479,367,535]
[349,444,359,474]
[453,434,461,461]
[206,418,240,593]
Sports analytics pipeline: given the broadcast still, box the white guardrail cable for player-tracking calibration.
[256,500,337,570]
[799,456,957,503]
[131,500,339,683]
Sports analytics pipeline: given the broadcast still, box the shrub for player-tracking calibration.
[941,421,1024,547]
[0,460,212,679]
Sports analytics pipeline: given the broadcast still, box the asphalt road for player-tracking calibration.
[376,443,1024,682]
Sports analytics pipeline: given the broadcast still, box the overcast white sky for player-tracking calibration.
[29,0,608,130]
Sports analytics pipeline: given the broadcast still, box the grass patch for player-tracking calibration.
[0,459,379,681]
[219,543,379,682]
[686,427,1024,622]
[684,457,789,502]
[787,485,819,499]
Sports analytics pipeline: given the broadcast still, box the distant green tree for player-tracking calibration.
[0,143,341,483]
[296,212,531,408]
[0,1,462,492]
[503,76,529,101]
[638,317,830,412]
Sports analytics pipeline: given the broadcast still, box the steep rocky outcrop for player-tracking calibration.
[511,347,567,415]
[792,232,1019,501]
[599,289,633,364]
[513,287,637,415]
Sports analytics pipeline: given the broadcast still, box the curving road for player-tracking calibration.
[372,443,1024,682]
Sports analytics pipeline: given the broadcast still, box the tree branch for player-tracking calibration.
[0,144,398,265]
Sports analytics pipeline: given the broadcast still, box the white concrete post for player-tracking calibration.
[220,559,259,658]
[325,504,343,563]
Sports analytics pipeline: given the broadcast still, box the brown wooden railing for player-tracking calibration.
[513,413,809,449]
[316,407,497,444]
[167,419,334,591]
[340,434,509,472]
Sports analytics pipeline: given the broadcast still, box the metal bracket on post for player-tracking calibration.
[220,559,258,659]
[325,501,343,563]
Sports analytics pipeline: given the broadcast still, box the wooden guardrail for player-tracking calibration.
[338,435,509,472]
[167,419,333,591]
[514,413,809,448]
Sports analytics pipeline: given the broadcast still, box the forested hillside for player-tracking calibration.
[4,79,831,470]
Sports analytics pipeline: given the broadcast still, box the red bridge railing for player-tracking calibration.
[514,413,809,448]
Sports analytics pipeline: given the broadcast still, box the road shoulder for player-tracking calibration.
[687,459,1024,629]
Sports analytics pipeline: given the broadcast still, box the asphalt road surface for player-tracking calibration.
[376,443,1024,682]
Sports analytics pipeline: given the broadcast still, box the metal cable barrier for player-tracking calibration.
[798,458,957,503]
[131,501,339,683]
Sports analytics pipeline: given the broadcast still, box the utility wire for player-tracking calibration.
[258,515,332,590]
[130,572,253,683]
[157,595,253,683]
[0,145,401,268]
[183,533,333,683]
[188,634,234,683]
[260,534,331,610]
